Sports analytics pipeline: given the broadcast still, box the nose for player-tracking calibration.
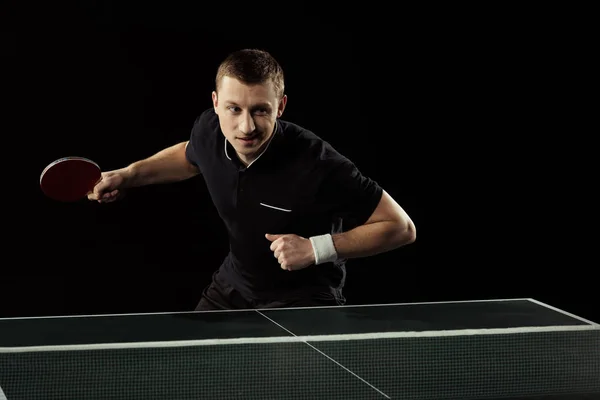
[239,112,256,135]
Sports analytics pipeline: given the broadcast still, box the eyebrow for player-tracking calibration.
[225,101,272,109]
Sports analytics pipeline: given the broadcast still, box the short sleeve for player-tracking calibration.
[321,159,383,229]
[185,109,216,172]
[185,139,199,169]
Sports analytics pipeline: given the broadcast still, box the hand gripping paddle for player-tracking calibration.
[40,157,102,202]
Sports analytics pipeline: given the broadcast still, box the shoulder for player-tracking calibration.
[278,119,380,188]
[191,108,220,139]
[189,108,222,153]
[277,119,349,169]
[186,108,221,168]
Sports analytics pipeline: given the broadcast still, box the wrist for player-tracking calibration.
[121,164,138,188]
[309,234,338,265]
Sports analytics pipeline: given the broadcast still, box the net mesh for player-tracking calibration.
[1,328,599,399]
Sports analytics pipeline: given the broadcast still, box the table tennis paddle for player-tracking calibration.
[40,156,102,202]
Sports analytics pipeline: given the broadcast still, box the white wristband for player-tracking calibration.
[309,234,338,265]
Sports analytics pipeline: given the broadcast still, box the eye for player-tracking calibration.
[254,108,269,115]
[227,106,241,113]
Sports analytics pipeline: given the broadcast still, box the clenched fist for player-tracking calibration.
[265,233,315,271]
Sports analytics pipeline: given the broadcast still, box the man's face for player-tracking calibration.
[212,76,287,165]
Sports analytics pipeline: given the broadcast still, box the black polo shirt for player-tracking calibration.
[185,108,383,303]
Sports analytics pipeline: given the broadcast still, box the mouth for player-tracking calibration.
[237,135,260,144]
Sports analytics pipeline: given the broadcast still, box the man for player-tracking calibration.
[88,49,416,310]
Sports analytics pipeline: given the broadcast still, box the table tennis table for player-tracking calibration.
[1,298,598,399]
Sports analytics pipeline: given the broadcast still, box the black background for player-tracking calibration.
[2,3,596,323]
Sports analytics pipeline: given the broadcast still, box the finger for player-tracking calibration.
[265,233,283,242]
[88,191,105,201]
[87,184,103,200]
[281,261,291,271]
[96,190,120,203]
[90,185,107,200]
[94,179,109,192]
[270,240,281,252]
[102,190,118,199]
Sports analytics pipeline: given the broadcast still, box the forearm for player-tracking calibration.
[121,142,199,187]
[332,219,416,260]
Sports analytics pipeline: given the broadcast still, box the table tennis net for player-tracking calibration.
[1,327,599,399]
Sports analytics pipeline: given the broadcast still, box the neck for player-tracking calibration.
[237,120,277,167]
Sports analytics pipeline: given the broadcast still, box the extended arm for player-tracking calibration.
[89,141,200,202]
[118,141,199,188]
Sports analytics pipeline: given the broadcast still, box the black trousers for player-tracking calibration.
[195,270,341,311]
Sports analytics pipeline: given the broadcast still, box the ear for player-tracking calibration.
[277,94,287,118]
[212,91,219,114]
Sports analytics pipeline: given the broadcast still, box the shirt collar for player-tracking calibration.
[224,119,280,168]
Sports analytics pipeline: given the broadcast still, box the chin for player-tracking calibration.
[234,144,258,155]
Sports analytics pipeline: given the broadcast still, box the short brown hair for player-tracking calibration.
[216,49,285,99]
